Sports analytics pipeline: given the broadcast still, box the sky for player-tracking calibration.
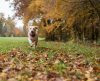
[0,0,24,28]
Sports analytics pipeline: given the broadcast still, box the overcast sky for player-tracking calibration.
[0,0,24,28]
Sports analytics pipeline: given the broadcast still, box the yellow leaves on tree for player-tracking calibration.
[23,0,45,24]
[10,0,100,41]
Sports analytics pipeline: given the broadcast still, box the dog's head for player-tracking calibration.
[28,26,38,37]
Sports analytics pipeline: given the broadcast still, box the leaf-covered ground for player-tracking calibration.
[0,37,100,81]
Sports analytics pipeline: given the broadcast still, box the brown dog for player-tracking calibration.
[28,26,38,48]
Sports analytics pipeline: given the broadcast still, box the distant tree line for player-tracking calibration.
[7,0,100,43]
[0,13,24,37]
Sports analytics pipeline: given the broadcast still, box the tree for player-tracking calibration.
[8,0,100,42]
[0,13,6,36]
[4,17,15,36]
[0,13,18,37]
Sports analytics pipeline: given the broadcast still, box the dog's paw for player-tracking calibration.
[30,45,33,47]
[28,46,32,48]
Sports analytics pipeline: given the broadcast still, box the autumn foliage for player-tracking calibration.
[0,47,99,81]
[8,0,100,42]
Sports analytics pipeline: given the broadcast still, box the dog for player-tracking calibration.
[28,26,38,48]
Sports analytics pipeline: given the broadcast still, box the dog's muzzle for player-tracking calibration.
[30,31,35,37]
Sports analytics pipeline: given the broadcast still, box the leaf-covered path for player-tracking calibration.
[0,47,99,81]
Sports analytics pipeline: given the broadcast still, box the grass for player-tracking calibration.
[0,37,29,53]
[0,37,100,60]
[0,37,100,80]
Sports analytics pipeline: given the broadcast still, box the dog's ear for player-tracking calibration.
[35,26,38,34]
[34,26,38,30]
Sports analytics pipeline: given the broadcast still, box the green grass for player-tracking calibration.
[0,37,100,59]
[0,37,29,53]
[40,41,100,63]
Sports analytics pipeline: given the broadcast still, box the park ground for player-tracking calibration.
[0,37,100,81]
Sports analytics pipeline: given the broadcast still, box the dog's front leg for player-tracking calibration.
[32,42,36,49]
[28,38,33,47]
